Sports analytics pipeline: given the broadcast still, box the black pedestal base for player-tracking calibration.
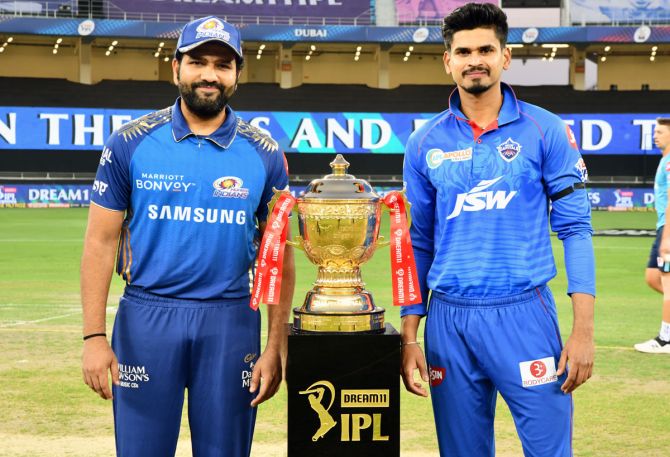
[286,323,400,457]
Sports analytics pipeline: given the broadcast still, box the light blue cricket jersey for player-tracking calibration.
[402,83,595,315]
[91,99,289,300]
[654,153,670,229]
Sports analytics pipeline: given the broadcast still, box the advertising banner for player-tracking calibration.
[570,0,670,25]
[588,187,655,211]
[0,183,656,211]
[0,184,91,207]
[0,106,668,155]
[109,0,372,20]
[395,0,497,23]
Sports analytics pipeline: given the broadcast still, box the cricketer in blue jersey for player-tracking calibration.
[80,16,294,457]
[635,118,670,354]
[400,4,595,457]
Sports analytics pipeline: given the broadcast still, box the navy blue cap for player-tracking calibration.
[175,16,243,62]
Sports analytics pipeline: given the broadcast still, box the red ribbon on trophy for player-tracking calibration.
[383,191,422,306]
[250,191,296,310]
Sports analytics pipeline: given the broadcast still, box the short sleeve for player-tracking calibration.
[256,149,289,222]
[90,134,131,211]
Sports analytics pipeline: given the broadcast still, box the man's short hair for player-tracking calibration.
[442,2,508,51]
[658,118,670,127]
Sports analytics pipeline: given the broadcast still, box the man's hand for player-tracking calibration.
[82,337,119,400]
[557,330,594,394]
[401,343,429,397]
[249,347,282,407]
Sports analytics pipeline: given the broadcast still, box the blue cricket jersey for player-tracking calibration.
[91,99,289,300]
[654,153,670,229]
[402,83,595,315]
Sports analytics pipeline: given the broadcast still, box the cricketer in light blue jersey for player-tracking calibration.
[654,152,670,230]
[635,118,670,354]
[400,4,595,457]
[80,16,294,457]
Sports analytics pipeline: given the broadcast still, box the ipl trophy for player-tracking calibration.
[253,155,421,455]
[289,154,387,333]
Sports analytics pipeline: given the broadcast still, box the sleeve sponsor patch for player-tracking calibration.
[575,158,588,182]
[566,125,579,150]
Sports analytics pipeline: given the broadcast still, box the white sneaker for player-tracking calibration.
[634,336,670,354]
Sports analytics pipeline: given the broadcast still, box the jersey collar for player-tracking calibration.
[448,82,521,127]
[171,98,238,149]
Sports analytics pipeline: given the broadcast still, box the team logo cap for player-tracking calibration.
[175,16,243,63]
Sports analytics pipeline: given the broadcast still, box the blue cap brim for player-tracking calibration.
[176,38,243,61]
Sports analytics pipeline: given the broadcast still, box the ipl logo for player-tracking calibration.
[299,380,337,441]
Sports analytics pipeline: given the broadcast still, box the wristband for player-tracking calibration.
[402,341,420,346]
[83,332,107,341]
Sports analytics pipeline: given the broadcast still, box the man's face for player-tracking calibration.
[172,42,239,119]
[443,27,510,95]
[654,123,670,151]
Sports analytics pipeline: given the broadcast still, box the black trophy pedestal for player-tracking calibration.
[286,323,400,457]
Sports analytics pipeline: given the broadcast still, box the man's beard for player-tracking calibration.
[461,67,493,95]
[463,81,494,95]
[179,81,235,119]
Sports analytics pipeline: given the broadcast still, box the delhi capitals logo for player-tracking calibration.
[213,176,249,199]
[497,138,522,163]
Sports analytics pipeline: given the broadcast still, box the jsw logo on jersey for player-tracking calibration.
[446,176,517,220]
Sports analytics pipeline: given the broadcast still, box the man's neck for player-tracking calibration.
[457,83,503,129]
[180,100,227,136]
[663,146,670,157]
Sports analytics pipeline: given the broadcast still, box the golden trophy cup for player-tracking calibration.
[289,154,388,333]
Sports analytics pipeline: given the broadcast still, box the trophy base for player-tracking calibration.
[293,307,385,334]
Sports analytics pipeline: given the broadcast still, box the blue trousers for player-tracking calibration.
[425,287,573,457]
[111,286,260,457]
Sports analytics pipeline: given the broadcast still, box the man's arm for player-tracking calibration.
[543,120,595,394]
[556,292,594,393]
[399,133,435,397]
[401,315,429,397]
[81,203,124,400]
[658,187,670,260]
[250,222,295,407]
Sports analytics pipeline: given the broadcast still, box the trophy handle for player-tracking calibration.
[377,235,390,247]
[287,235,305,251]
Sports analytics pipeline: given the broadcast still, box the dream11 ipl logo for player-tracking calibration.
[299,380,391,443]
[300,380,337,442]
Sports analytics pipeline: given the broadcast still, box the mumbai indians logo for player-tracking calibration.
[426,147,472,169]
[447,176,517,220]
[196,18,231,42]
[497,138,522,162]
[213,176,249,199]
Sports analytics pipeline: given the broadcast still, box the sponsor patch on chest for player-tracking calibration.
[426,147,472,169]
[519,356,558,388]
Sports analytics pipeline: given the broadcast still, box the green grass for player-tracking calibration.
[0,208,668,456]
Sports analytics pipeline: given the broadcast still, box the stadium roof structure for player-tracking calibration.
[0,17,669,44]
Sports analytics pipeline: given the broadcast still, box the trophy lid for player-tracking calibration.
[301,154,379,200]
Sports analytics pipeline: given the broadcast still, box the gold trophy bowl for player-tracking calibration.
[289,154,386,333]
